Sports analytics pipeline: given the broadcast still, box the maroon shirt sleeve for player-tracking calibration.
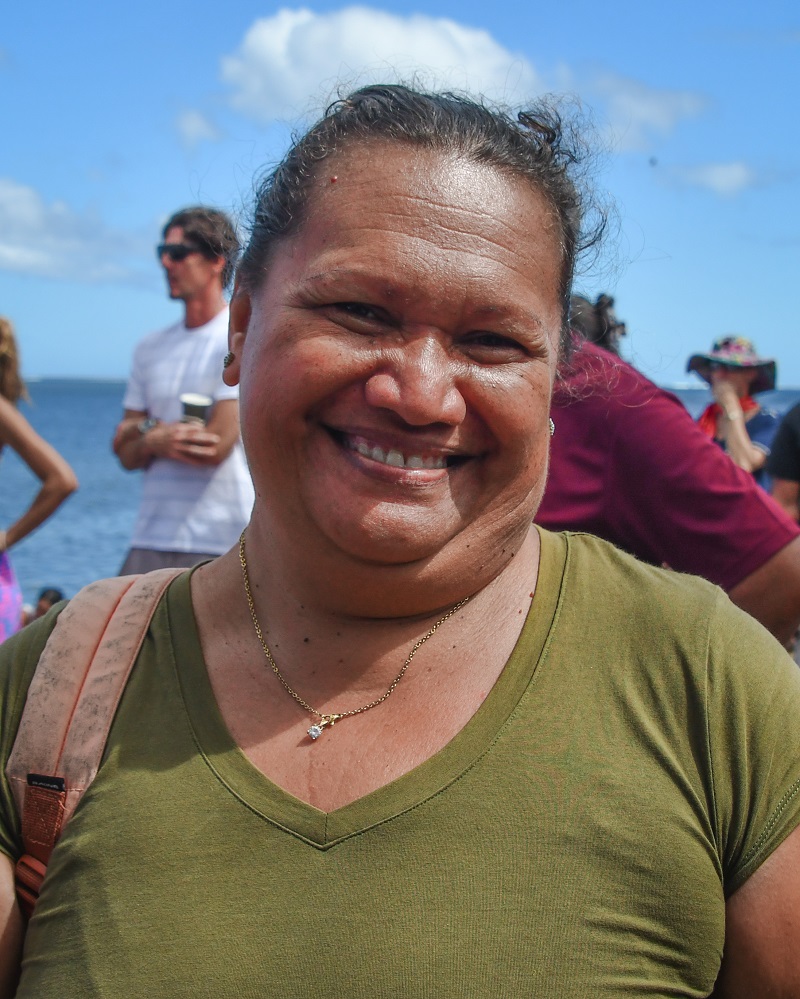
[537,343,799,591]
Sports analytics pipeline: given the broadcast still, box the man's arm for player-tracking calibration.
[729,535,800,647]
[771,478,800,524]
[112,409,151,470]
[0,856,22,998]
[112,400,241,470]
[712,823,800,997]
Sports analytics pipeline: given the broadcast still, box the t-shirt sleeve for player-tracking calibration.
[0,611,62,861]
[766,405,800,481]
[746,410,779,456]
[122,340,148,413]
[603,385,799,590]
[705,590,800,895]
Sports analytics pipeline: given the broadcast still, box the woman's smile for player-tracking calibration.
[328,426,473,474]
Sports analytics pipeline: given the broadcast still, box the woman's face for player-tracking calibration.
[229,143,564,570]
[710,364,757,398]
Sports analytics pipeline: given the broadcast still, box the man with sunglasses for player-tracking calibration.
[112,206,254,573]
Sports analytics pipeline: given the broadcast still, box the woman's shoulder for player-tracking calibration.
[0,608,63,704]
[543,527,799,716]
[550,528,791,678]
[554,529,723,604]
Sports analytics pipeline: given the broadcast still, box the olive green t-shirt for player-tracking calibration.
[2,530,800,998]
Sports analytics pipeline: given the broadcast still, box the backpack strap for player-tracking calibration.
[5,566,184,917]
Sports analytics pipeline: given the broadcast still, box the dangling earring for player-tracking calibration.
[223,351,235,369]
[549,418,555,438]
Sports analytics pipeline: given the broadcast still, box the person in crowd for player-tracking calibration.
[567,292,626,354]
[767,401,800,522]
[538,298,800,646]
[687,335,779,489]
[0,318,76,643]
[111,207,254,574]
[20,587,65,627]
[2,85,800,997]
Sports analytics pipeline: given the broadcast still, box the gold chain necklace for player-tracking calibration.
[239,531,469,741]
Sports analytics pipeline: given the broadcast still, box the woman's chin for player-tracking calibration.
[312,502,534,574]
[308,505,465,568]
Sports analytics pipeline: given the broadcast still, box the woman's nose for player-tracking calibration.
[364,339,467,426]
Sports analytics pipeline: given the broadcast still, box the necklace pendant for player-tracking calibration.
[307,714,341,741]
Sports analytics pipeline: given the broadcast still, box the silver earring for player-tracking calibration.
[223,351,235,369]
[549,418,555,438]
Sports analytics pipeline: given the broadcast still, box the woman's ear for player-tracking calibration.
[224,284,251,386]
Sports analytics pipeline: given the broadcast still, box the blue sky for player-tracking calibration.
[2,1,798,386]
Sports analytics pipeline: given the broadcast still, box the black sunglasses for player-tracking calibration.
[156,243,202,262]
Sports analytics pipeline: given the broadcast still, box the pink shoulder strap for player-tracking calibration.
[5,567,183,916]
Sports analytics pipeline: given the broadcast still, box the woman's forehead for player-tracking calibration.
[245,153,565,348]
[291,144,564,288]
[310,142,549,218]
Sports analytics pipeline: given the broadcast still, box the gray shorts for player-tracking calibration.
[118,548,219,576]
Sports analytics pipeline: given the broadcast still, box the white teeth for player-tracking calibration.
[347,435,449,470]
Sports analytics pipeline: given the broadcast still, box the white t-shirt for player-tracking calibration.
[122,308,254,555]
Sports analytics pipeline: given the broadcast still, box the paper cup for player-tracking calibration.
[179,393,213,424]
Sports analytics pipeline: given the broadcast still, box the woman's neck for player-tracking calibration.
[200,523,540,699]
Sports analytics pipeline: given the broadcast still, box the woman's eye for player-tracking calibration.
[462,332,527,357]
[333,302,384,323]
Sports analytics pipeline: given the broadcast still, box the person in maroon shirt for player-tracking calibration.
[537,296,800,645]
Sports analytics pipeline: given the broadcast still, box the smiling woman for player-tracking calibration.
[1,85,800,998]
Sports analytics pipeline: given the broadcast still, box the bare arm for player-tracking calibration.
[771,479,800,524]
[0,396,78,552]
[0,855,23,998]
[113,400,241,471]
[713,823,800,997]
[728,535,800,647]
[112,408,151,471]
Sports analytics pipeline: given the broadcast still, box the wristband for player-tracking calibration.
[724,409,744,421]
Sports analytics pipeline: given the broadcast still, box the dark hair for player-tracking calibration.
[238,84,604,349]
[162,206,240,291]
[569,293,625,355]
[37,588,65,606]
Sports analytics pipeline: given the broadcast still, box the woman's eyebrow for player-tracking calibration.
[305,269,549,321]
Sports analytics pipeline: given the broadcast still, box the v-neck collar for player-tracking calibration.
[168,530,567,848]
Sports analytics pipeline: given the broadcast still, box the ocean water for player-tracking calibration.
[0,379,138,605]
[2,379,800,606]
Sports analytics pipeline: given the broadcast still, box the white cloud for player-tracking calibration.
[591,72,707,151]
[0,178,152,285]
[176,110,223,149]
[220,7,541,123]
[671,162,758,197]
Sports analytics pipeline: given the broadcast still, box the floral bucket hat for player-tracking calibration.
[686,335,776,394]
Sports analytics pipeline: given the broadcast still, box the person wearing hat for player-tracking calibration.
[687,335,779,489]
